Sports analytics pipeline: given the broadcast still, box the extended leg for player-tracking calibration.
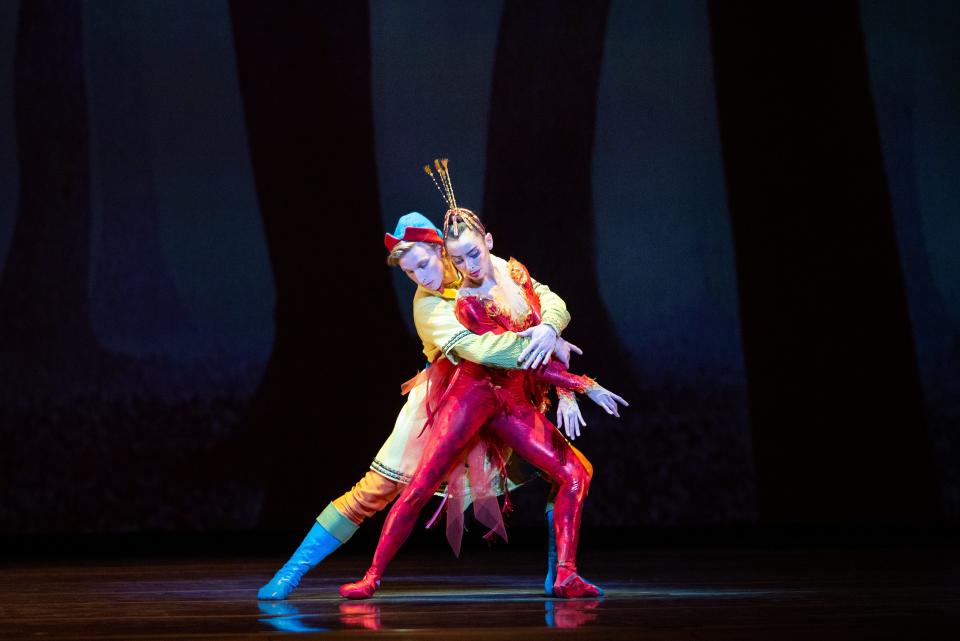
[258,471,402,600]
[333,470,405,526]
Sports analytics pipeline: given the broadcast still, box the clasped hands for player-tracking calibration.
[517,323,578,370]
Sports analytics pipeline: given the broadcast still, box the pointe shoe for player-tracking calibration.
[338,571,381,600]
[553,564,604,599]
[258,505,356,600]
[544,508,557,595]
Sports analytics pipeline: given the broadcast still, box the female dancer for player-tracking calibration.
[340,197,627,599]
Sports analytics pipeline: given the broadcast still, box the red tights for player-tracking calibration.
[365,362,590,581]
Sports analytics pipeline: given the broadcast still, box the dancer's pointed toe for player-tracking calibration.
[257,582,293,601]
[338,572,381,600]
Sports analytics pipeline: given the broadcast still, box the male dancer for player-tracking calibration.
[258,213,586,600]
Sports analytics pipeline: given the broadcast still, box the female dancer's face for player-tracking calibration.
[397,242,446,292]
[445,229,494,285]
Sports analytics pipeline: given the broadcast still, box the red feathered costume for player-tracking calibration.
[341,258,602,599]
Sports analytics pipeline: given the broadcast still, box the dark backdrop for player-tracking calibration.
[0,0,957,538]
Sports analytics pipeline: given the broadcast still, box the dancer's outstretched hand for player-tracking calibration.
[518,324,559,369]
[552,338,583,368]
[585,384,629,418]
[556,394,586,440]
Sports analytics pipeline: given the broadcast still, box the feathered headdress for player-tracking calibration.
[423,158,484,239]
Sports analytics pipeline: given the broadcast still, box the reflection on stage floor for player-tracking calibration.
[2,545,958,640]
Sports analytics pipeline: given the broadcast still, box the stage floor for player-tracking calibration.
[2,545,958,640]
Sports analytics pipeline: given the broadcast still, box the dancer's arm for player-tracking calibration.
[516,278,570,369]
[449,293,625,417]
[530,278,570,338]
[538,362,628,418]
[534,360,594,394]
[413,289,568,369]
[446,294,591,392]
[556,388,586,439]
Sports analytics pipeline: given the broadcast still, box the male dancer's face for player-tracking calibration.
[397,243,446,292]
[445,229,495,286]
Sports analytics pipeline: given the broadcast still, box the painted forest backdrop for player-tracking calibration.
[0,0,958,536]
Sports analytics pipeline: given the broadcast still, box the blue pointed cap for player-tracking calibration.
[384,212,443,251]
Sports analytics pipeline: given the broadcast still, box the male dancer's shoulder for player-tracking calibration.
[412,286,469,363]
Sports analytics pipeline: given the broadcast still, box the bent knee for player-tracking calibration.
[557,458,591,496]
[569,445,593,480]
[580,455,594,481]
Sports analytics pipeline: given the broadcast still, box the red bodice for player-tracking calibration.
[454,258,593,396]
[455,258,543,333]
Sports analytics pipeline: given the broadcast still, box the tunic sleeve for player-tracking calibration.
[413,291,529,368]
[531,278,571,336]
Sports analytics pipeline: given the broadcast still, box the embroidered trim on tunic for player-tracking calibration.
[441,329,473,356]
[371,459,412,484]
[371,459,447,494]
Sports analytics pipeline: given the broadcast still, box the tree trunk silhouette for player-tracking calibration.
[859,6,958,389]
[84,0,192,358]
[482,0,635,392]
[708,1,939,522]
[229,1,414,529]
[861,5,960,519]
[0,0,105,395]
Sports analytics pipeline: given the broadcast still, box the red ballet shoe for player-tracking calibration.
[338,571,381,600]
[553,564,603,598]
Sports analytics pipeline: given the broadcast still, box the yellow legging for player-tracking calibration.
[332,470,404,525]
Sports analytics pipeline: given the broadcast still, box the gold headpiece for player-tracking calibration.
[424,158,457,210]
[423,158,484,239]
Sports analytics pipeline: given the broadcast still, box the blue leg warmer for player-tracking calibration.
[545,505,557,595]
